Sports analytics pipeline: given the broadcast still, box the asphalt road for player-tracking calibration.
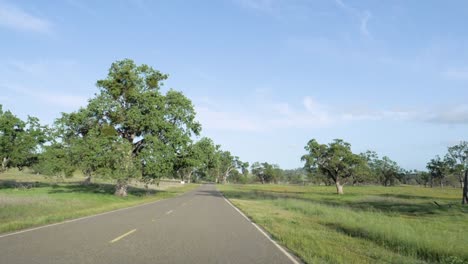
[0,184,298,264]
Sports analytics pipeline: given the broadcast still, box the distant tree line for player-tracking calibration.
[1,59,466,204]
[301,138,467,204]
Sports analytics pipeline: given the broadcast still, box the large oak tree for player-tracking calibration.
[59,59,200,196]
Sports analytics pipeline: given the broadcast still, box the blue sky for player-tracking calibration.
[1,0,467,170]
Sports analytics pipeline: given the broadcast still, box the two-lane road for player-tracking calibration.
[0,184,298,264]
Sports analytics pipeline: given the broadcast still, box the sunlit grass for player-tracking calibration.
[0,170,198,234]
[218,184,468,264]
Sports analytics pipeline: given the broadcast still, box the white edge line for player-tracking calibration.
[0,187,196,239]
[221,195,301,264]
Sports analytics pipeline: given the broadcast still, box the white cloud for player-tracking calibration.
[5,60,78,78]
[193,96,350,132]
[195,93,468,133]
[0,60,90,109]
[426,105,468,124]
[341,108,412,122]
[442,68,468,81]
[334,0,372,38]
[194,95,336,132]
[303,96,321,112]
[195,106,261,132]
[41,94,88,108]
[360,11,371,37]
[0,2,52,33]
[2,84,87,108]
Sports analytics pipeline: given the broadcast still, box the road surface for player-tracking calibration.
[0,184,298,264]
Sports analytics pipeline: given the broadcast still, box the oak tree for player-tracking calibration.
[302,139,363,194]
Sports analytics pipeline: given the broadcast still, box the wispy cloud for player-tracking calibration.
[233,0,319,20]
[334,0,372,38]
[194,95,334,132]
[0,59,90,109]
[2,84,87,108]
[0,2,52,33]
[442,68,468,81]
[195,106,261,132]
[235,0,276,14]
[359,11,371,37]
[196,95,409,132]
[425,105,468,124]
[195,93,468,133]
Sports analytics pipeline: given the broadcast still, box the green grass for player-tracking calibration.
[0,170,198,234]
[218,184,468,264]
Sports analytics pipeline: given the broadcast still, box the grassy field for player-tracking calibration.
[218,184,468,264]
[0,170,198,234]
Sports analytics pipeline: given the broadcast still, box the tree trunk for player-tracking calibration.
[462,170,468,205]
[115,180,128,197]
[335,181,344,195]
[1,157,9,172]
[178,170,185,183]
[187,171,193,183]
[82,175,92,185]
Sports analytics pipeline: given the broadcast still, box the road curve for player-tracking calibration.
[0,184,297,264]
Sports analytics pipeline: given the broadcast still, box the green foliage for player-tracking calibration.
[427,156,450,187]
[446,141,468,187]
[363,152,403,186]
[172,137,217,182]
[410,170,431,186]
[0,105,47,172]
[216,150,242,183]
[251,161,281,184]
[54,59,201,194]
[302,139,363,193]
[33,143,74,178]
[198,144,244,184]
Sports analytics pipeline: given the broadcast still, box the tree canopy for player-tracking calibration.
[302,139,363,194]
[0,105,47,172]
[57,59,201,195]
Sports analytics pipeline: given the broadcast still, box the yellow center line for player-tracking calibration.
[109,229,137,243]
